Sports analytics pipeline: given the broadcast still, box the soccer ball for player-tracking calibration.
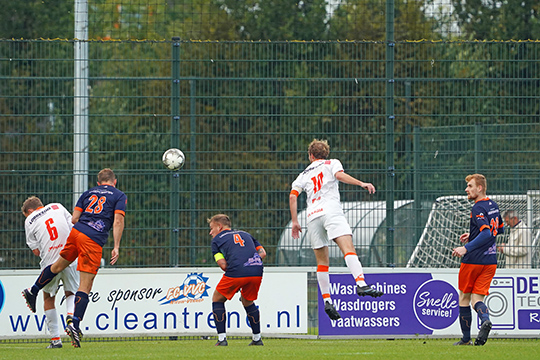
[162,148,185,171]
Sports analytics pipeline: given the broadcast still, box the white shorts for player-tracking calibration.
[42,260,80,297]
[307,214,352,249]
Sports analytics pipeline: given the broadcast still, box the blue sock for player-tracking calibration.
[459,306,472,342]
[212,302,226,335]
[73,291,89,329]
[245,303,261,335]
[33,264,57,293]
[474,301,490,323]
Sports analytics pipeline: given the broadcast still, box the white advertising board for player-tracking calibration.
[0,268,307,338]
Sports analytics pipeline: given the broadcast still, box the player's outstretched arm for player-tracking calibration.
[335,172,376,194]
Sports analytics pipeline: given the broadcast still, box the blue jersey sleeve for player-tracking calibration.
[211,240,220,256]
[465,228,492,252]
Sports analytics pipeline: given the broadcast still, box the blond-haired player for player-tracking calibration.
[22,196,79,348]
[289,139,383,320]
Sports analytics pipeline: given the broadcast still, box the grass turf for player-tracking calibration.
[1,338,539,360]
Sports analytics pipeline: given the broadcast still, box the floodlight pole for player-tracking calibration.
[74,0,89,207]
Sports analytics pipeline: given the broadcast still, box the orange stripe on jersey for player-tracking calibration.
[74,206,83,212]
[256,245,263,251]
[479,224,490,232]
[114,209,126,216]
[290,189,299,197]
[317,265,329,272]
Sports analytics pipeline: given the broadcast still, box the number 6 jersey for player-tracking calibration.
[291,159,345,223]
[25,203,73,270]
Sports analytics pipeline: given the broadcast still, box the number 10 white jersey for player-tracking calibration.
[291,159,345,223]
[24,203,73,270]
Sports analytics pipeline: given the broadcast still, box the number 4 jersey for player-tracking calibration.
[291,159,345,223]
[25,203,73,270]
[211,230,264,278]
[74,184,127,247]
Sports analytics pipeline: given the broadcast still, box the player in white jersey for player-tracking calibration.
[22,196,79,349]
[289,139,383,320]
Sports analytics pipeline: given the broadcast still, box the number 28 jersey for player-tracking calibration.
[74,184,127,247]
[291,159,345,223]
[25,203,73,269]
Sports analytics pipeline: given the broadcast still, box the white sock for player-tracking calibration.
[218,333,226,341]
[344,253,367,287]
[253,333,261,341]
[45,308,60,339]
[317,265,331,303]
[65,294,75,316]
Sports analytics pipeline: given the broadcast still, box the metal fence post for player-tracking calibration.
[385,0,396,266]
[190,79,197,265]
[170,36,181,267]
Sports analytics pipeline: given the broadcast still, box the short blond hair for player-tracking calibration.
[207,214,231,228]
[21,196,43,215]
[465,174,487,192]
[98,168,116,184]
[308,139,330,160]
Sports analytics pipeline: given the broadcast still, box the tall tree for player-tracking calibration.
[450,0,540,40]
[0,1,73,39]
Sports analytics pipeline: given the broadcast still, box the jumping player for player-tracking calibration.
[452,174,503,346]
[22,168,126,348]
[289,139,383,321]
[209,214,266,346]
[22,197,79,349]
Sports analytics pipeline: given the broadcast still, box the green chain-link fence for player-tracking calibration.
[2,39,540,270]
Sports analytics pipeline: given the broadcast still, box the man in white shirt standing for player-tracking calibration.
[289,139,383,320]
[22,196,80,348]
[498,210,532,269]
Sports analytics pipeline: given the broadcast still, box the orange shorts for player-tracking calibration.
[458,263,497,296]
[60,228,103,275]
[216,275,262,301]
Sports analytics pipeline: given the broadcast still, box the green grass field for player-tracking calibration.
[1,338,539,360]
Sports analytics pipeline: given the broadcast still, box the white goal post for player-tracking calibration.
[407,192,540,268]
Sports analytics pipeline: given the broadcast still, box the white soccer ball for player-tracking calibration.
[162,148,185,171]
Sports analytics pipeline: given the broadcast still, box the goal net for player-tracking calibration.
[407,192,540,268]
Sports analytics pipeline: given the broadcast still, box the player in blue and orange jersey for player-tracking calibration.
[22,168,127,348]
[452,174,503,346]
[209,214,266,346]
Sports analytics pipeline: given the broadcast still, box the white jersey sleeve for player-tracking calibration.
[291,159,345,222]
[24,203,73,269]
